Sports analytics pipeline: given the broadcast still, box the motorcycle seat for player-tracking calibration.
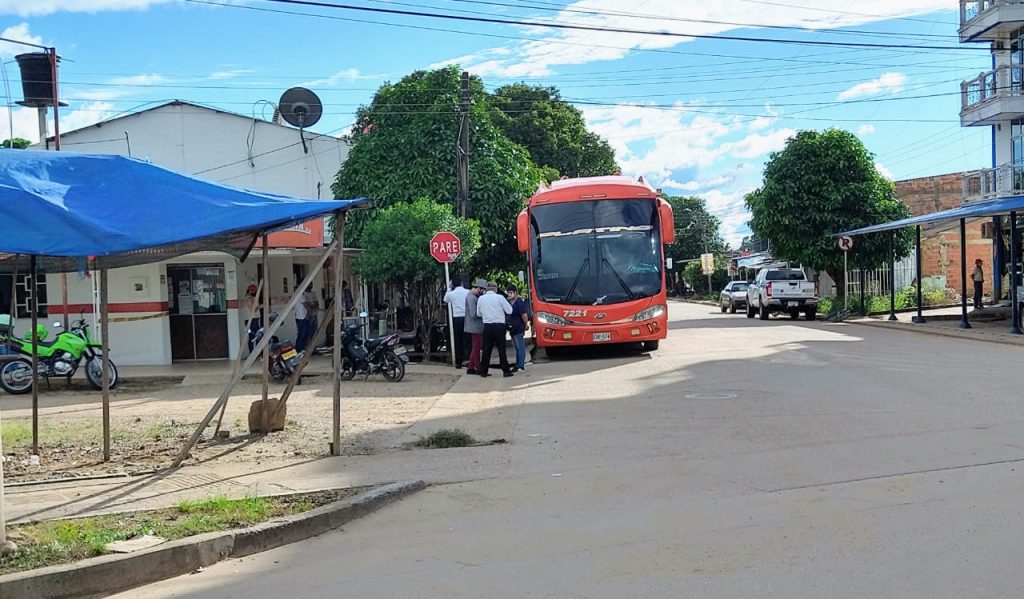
[364,338,384,350]
[22,338,61,349]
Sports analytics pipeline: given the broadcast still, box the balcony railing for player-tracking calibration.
[963,164,1024,203]
[961,65,1024,113]
[961,0,1024,26]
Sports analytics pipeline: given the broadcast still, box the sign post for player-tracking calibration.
[838,236,854,310]
[430,232,461,367]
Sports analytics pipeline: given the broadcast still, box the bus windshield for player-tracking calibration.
[530,198,662,305]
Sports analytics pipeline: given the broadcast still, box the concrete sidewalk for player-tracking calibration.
[847,304,1024,347]
[4,363,524,524]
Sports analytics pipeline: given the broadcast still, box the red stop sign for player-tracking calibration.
[430,231,461,263]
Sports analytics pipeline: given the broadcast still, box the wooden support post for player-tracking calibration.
[332,218,345,456]
[173,238,339,467]
[214,279,263,436]
[30,255,38,456]
[261,237,270,410]
[100,268,111,462]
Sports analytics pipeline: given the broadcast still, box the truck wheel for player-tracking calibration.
[806,308,817,321]
[759,300,769,320]
[746,303,755,318]
[789,311,799,320]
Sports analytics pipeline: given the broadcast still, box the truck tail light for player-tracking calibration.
[766,283,772,297]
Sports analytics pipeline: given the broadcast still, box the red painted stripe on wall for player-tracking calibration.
[48,302,169,315]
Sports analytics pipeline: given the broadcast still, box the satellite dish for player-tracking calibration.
[279,87,322,128]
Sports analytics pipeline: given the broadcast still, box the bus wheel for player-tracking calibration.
[643,341,660,352]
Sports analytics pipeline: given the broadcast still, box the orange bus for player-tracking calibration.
[516,176,676,351]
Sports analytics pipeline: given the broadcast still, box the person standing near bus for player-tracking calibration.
[443,276,469,368]
[464,279,486,374]
[507,285,529,372]
[477,281,514,378]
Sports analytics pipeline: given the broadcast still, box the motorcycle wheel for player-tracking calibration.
[381,351,406,382]
[85,355,119,391]
[0,359,33,395]
[340,359,356,381]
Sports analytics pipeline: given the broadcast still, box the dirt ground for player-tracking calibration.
[0,367,459,482]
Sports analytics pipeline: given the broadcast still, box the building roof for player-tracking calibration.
[49,99,343,143]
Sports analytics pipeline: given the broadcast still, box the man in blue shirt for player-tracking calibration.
[507,285,529,371]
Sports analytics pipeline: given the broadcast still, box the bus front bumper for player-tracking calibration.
[535,318,667,347]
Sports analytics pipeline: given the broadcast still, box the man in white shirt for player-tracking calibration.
[476,281,514,378]
[443,276,469,368]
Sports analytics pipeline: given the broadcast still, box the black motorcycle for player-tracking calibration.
[252,318,303,384]
[340,323,407,382]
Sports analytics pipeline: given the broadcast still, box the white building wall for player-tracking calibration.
[42,102,350,365]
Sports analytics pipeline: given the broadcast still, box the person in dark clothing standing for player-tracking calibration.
[477,281,514,378]
[972,258,985,309]
[507,285,529,371]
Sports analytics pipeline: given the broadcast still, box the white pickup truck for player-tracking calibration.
[746,267,818,321]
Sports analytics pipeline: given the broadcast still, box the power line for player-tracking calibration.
[436,0,961,41]
[245,0,981,51]
[734,0,955,26]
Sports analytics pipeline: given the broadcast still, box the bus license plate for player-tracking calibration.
[593,332,611,342]
[282,349,298,360]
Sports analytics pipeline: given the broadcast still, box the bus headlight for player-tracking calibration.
[632,304,666,322]
[536,312,570,326]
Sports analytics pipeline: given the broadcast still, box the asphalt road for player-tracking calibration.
[117,302,1024,598]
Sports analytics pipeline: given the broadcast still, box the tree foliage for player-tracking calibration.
[1,138,30,149]
[356,197,481,357]
[745,129,912,297]
[489,84,618,178]
[662,195,727,263]
[333,67,540,272]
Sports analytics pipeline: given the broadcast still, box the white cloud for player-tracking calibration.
[0,23,42,56]
[0,0,174,17]
[837,72,906,101]
[718,128,795,159]
[209,69,256,80]
[442,1,950,77]
[0,101,116,144]
[299,68,378,87]
[857,124,877,136]
[875,161,894,180]
[109,74,167,86]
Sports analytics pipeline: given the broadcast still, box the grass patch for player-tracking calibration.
[0,488,359,575]
[410,428,477,449]
[2,419,128,449]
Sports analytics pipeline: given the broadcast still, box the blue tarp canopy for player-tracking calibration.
[836,195,1024,237]
[0,150,366,271]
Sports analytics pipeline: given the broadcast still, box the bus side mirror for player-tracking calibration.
[658,200,675,244]
[516,210,529,253]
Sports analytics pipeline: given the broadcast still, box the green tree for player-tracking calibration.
[745,129,911,300]
[489,84,618,178]
[356,198,481,358]
[683,261,730,296]
[663,195,727,264]
[333,67,541,272]
[1,138,30,149]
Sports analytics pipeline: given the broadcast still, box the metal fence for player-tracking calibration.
[844,255,917,300]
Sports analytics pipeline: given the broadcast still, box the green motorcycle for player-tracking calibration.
[0,314,119,395]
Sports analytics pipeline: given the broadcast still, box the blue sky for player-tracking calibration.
[0,0,993,246]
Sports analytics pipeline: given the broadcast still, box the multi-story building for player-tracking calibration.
[958,0,1024,299]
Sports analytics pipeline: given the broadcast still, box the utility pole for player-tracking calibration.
[457,71,470,218]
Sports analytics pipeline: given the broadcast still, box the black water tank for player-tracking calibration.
[15,52,55,107]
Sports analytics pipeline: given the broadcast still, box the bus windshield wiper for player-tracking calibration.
[564,257,590,303]
[601,258,635,300]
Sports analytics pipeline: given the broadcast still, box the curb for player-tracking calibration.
[847,318,1024,348]
[0,480,426,599]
